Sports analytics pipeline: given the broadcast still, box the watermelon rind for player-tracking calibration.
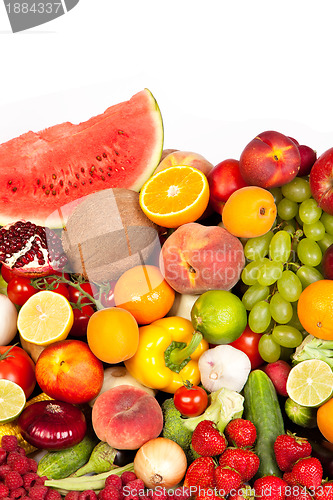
[0,88,164,228]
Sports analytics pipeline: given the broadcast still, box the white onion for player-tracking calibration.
[134,437,187,489]
[0,294,18,345]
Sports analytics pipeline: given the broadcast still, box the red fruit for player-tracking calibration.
[239,131,301,189]
[315,481,333,500]
[289,488,314,500]
[183,456,216,491]
[219,447,260,482]
[310,148,333,215]
[0,220,67,277]
[70,305,95,337]
[224,418,257,448]
[207,159,248,215]
[7,276,37,306]
[191,420,227,457]
[297,145,317,177]
[196,488,222,500]
[254,476,288,500]
[214,465,242,496]
[282,471,299,486]
[274,433,312,472]
[291,457,323,490]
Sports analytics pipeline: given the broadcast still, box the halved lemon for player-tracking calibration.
[0,380,26,424]
[139,165,210,228]
[286,359,333,407]
[17,290,74,346]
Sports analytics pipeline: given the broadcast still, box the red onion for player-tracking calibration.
[18,400,87,450]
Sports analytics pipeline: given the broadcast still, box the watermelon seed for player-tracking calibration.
[12,187,17,193]
[45,190,50,195]
[114,150,119,156]
[101,176,105,181]
[75,173,80,179]
[50,184,54,189]
[52,190,56,196]
[73,184,78,188]
[96,156,102,161]
[60,180,64,187]
[42,185,46,190]
[65,188,69,194]
[81,167,85,173]
[36,179,41,185]
[52,174,57,180]
[103,152,107,158]
[8,180,12,185]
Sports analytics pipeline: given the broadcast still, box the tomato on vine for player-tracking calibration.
[7,276,37,306]
[0,345,36,398]
[173,381,208,417]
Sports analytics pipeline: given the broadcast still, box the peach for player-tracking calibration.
[155,150,214,176]
[239,130,301,188]
[159,222,245,294]
[91,385,163,450]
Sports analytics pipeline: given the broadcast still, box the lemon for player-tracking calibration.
[0,380,26,424]
[286,359,333,407]
[191,290,247,344]
[17,290,74,346]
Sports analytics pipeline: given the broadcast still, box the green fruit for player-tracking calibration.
[284,397,317,428]
[191,290,247,344]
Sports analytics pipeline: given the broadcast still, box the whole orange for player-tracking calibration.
[114,265,175,324]
[87,307,139,364]
[222,186,277,238]
[297,280,333,340]
[317,397,333,442]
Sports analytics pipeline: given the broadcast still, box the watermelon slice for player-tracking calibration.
[0,89,163,228]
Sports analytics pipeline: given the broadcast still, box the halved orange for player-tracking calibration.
[139,165,210,228]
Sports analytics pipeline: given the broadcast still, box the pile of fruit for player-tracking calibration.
[1,89,333,498]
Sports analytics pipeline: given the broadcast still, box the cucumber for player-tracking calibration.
[37,433,98,479]
[243,369,285,478]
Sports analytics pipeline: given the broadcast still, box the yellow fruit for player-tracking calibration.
[17,290,74,346]
[139,165,209,228]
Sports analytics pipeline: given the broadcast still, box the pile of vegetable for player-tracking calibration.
[1,91,333,498]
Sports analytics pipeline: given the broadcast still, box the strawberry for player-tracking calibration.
[214,465,242,496]
[282,471,299,486]
[183,456,216,493]
[229,484,255,500]
[224,419,257,448]
[315,481,333,500]
[274,433,312,472]
[191,420,227,457]
[196,488,223,500]
[288,488,314,500]
[218,447,260,482]
[291,457,323,490]
[254,476,288,500]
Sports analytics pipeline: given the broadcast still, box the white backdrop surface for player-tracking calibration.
[0,1,333,165]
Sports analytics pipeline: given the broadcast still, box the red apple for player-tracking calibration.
[35,339,104,404]
[207,159,248,214]
[239,130,301,188]
[309,147,333,215]
[264,359,291,397]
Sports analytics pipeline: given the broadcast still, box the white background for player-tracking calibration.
[0,0,333,165]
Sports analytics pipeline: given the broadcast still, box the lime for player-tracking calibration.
[286,359,333,408]
[285,397,317,428]
[0,379,26,424]
[191,290,247,344]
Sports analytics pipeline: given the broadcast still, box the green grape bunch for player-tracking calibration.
[239,176,333,363]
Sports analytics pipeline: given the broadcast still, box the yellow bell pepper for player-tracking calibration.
[124,316,209,394]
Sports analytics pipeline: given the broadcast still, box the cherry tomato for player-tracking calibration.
[100,281,116,308]
[0,345,36,398]
[70,305,95,337]
[173,383,208,417]
[1,265,18,283]
[7,276,37,306]
[38,277,70,300]
[68,282,97,307]
[229,325,264,370]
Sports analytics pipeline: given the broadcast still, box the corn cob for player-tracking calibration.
[0,392,53,454]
